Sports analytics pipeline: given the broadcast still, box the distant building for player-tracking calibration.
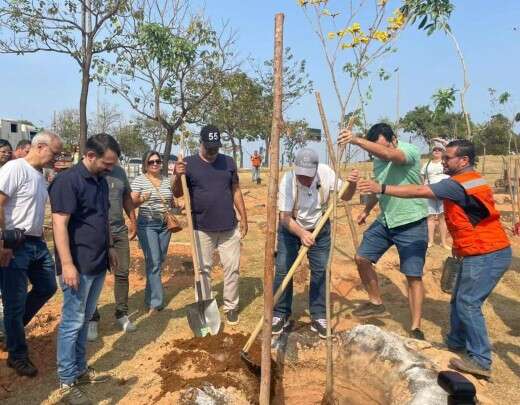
[0,119,37,145]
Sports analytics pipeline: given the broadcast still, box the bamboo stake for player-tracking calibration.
[259,13,284,405]
[315,91,359,250]
[242,181,351,355]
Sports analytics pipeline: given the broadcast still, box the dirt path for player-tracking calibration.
[1,171,519,404]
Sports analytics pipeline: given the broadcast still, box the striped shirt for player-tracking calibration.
[131,174,173,219]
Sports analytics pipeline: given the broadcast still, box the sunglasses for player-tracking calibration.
[148,159,162,165]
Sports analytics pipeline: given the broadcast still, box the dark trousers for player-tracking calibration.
[273,221,331,319]
[91,231,130,321]
[0,238,57,360]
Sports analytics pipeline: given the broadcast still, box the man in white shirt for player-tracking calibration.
[0,131,63,377]
[272,148,359,338]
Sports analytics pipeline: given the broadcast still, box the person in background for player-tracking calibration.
[250,150,262,184]
[131,151,173,314]
[0,139,13,168]
[13,139,31,159]
[87,163,137,341]
[272,148,359,338]
[357,139,511,379]
[338,123,428,340]
[421,140,450,249]
[50,134,120,404]
[173,125,247,325]
[0,131,62,377]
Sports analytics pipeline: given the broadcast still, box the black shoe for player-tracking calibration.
[352,302,386,318]
[409,328,425,341]
[272,316,289,335]
[310,319,327,339]
[7,356,38,377]
[225,309,239,325]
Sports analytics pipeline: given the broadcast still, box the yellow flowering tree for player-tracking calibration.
[297,0,454,157]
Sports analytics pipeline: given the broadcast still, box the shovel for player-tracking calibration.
[186,265,221,337]
[179,137,221,337]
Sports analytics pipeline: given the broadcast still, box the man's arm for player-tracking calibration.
[172,159,186,198]
[123,191,137,240]
[0,192,13,266]
[232,183,248,238]
[338,129,407,164]
[358,179,435,199]
[52,212,80,290]
[279,212,315,247]
[340,169,360,202]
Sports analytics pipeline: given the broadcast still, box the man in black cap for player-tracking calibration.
[173,125,247,325]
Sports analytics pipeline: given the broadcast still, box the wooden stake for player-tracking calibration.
[315,91,359,250]
[260,13,284,405]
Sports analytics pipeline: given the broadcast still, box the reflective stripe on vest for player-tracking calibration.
[460,177,487,190]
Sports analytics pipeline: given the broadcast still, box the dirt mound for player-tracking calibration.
[155,332,263,403]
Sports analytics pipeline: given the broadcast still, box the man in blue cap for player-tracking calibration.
[272,148,359,338]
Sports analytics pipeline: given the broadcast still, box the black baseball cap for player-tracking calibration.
[200,125,222,148]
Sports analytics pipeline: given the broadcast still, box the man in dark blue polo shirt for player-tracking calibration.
[173,125,247,325]
[49,134,120,404]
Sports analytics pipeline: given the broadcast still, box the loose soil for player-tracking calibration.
[155,332,263,403]
[1,157,519,404]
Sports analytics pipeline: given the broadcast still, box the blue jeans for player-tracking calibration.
[252,167,260,182]
[446,246,512,369]
[0,238,57,360]
[273,221,330,319]
[57,271,106,385]
[357,218,428,277]
[137,216,172,310]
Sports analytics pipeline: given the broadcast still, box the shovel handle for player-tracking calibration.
[178,136,204,290]
[242,180,351,353]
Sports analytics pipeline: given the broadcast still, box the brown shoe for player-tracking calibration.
[449,356,491,378]
[352,302,386,318]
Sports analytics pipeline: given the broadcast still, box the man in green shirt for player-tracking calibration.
[338,123,428,340]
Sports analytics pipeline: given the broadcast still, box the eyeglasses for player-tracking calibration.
[148,159,162,165]
[442,155,459,161]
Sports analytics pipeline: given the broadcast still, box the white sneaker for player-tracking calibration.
[117,316,137,332]
[87,321,98,342]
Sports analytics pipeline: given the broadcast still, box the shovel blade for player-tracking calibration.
[186,298,221,337]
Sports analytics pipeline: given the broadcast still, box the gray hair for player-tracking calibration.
[31,130,62,146]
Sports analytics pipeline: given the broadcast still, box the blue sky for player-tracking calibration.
[0,0,519,160]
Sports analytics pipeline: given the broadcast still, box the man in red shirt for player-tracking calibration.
[250,150,262,184]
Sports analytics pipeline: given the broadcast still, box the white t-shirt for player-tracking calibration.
[278,163,342,230]
[421,160,449,185]
[0,158,48,236]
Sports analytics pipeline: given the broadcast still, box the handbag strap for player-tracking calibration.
[145,174,171,212]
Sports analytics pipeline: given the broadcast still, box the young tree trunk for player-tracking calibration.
[229,135,238,164]
[264,137,270,167]
[79,68,90,155]
[238,138,244,168]
[163,127,174,174]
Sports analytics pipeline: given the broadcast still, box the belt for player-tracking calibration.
[25,235,43,241]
